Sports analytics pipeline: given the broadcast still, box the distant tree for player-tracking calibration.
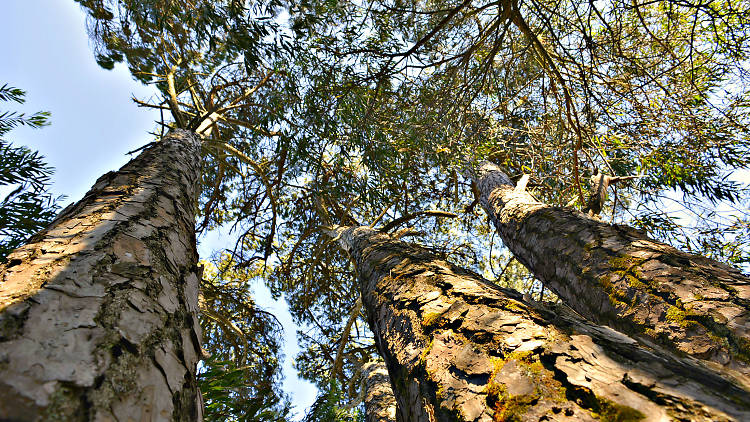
[0,83,60,262]
[360,360,397,422]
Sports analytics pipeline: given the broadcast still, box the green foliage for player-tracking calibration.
[0,84,50,136]
[0,84,61,262]
[74,0,288,82]
[75,0,300,246]
[259,1,750,398]
[199,255,291,421]
[286,0,750,268]
[199,356,290,422]
[302,380,363,422]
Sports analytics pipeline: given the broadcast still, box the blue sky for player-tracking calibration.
[1,0,317,416]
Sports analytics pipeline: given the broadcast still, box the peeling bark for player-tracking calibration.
[362,360,398,422]
[330,225,750,421]
[0,130,203,421]
[476,161,750,386]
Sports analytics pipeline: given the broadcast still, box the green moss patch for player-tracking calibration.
[485,351,567,421]
[590,396,645,421]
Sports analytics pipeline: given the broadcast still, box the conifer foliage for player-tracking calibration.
[0,84,60,261]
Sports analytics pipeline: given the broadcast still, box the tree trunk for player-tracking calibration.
[476,161,750,386]
[0,130,204,421]
[362,360,398,422]
[329,225,750,421]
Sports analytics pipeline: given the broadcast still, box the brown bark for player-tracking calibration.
[476,161,750,386]
[330,225,750,421]
[362,360,398,422]
[0,130,203,421]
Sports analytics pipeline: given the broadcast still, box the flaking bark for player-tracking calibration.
[476,161,750,387]
[330,225,750,421]
[0,130,203,421]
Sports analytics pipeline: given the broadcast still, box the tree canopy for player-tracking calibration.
[43,0,750,418]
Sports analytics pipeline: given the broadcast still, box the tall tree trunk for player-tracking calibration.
[362,360,398,422]
[329,225,750,421]
[476,161,750,386]
[0,130,203,421]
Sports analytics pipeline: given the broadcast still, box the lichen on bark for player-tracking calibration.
[476,161,750,388]
[0,130,204,421]
[330,225,750,421]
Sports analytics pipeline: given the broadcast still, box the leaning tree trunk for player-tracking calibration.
[0,130,203,421]
[362,360,398,422]
[476,161,750,386]
[329,225,750,421]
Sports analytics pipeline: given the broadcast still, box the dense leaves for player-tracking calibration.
[286,0,750,265]
[74,0,287,79]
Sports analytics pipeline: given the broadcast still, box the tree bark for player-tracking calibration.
[362,360,398,422]
[329,225,750,421]
[476,161,750,386]
[0,130,204,421]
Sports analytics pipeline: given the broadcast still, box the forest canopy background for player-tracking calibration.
[2,0,750,419]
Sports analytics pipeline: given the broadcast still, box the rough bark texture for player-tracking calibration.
[362,360,398,422]
[477,161,750,386]
[0,130,203,421]
[331,225,750,421]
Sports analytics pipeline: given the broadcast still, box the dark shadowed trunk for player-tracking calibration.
[329,225,750,421]
[476,161,750,386]
[362,360,398,422]
[0,130,203,421]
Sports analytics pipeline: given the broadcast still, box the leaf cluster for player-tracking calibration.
[0,84,61,262]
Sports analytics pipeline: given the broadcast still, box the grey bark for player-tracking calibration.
[330,225,750,421]
[362,360,398,422]
[476,161,750,387]
[0,130,203,421]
